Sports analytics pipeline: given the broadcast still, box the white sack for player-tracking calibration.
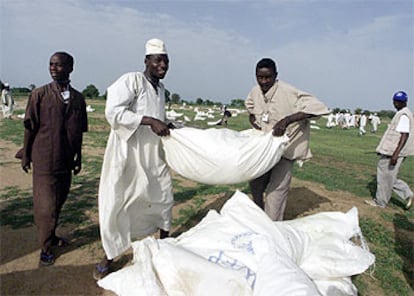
[98,191,374,296]
[153,240,253,296]
[173,191,319,295]
[161,128,288,184]
[281,207,375,279]
[98,238,166,296]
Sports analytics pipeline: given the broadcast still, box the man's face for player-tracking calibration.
[393,100,406,110]
[145,54,169,80]
[256,67,277,94]
[49,54,72,82]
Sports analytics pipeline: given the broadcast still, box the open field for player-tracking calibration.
[1,97,413,295]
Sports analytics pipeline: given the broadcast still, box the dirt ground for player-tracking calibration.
[0,131,389,296]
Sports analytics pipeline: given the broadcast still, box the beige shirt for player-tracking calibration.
[245,80,329,160]
[376,107,414,157]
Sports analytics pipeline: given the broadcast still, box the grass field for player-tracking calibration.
[1,97,413,295]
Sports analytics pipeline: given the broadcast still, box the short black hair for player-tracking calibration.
[256,58,277,73]
[52,52,74,68]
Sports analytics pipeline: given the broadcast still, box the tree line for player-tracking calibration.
[0,81,395,116]
[2,81,246,108]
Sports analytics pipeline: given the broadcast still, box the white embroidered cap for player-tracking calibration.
[145,38,167,55]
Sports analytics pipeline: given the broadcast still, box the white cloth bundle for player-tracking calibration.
[161,128,288,184]
[98,191,375,296]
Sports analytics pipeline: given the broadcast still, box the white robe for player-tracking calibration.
[98,72,174,260]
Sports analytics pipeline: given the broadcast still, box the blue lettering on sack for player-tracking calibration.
[231,231,258,255]
[208,250,256,288]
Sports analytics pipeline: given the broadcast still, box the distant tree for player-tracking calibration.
[332,107,341,113]
[11,87,31,95]
[195,97,203,105]
[82,84,100,99]
[354,108,362,114]
[378,110,395,119]
[29,84,36,91]
[171,93,181,104]
[230,99,245,108]
[205,99,214,105]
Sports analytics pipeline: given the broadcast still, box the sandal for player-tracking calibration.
[39,251,55,266]
[93,264,110,280]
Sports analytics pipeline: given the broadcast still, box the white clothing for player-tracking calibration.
[145,38,167,55]
[98,72,174,260]
[359,115,367,135]
[326,113,335,128]
[1,89,14,118]
[370,115,381,132]
[396,114,409,133]
[359,114,367,127]
[348,114,356,127]
[343,113,350,128]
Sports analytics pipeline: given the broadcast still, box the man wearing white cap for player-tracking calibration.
[1,82,14,119]
[94,38,173,279]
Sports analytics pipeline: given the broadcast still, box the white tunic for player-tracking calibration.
[98,72,174,260]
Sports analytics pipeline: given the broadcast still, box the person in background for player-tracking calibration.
[326,112,335,128]
[245,58,329,221]
[1,82,15,119]
[18,52,88,266]
[219,105,232,127]
[359,112,367,135]
[365,91,413,209]
[369,112,381,133]
[94,38,174,280]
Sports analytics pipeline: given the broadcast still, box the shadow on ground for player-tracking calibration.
[393,213,414,289]
[1,263,105,295]
[285,186,331,220]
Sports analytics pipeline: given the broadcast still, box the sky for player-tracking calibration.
[1,0,413,111]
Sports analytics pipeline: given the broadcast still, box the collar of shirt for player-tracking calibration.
[263,80,278,103]
[61,89,70,103]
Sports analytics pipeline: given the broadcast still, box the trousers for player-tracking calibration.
[375,155,413,207]
[249,157,293,221]
[33,172,71,252]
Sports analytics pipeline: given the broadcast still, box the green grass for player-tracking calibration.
[1,96,413,295]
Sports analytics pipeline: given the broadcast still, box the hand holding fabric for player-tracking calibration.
[249,114,261,130]
[273,117,290,136]
[149,118,170,137]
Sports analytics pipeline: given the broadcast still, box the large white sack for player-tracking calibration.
[153,240,253,296]
[98,191,373,296]
[220,191,306,260]
[219,192,374,293]
[174,192,320,295]
[97,238,166,296]
[161,128,288,184]
[282,207,362,241]
[280,207,375,279]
